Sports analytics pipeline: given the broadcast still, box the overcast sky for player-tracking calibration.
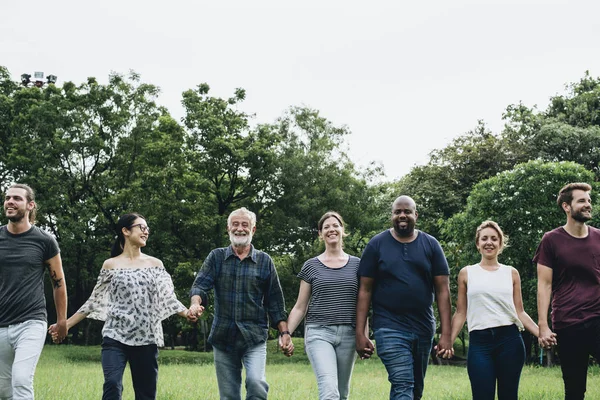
[2,0,599,180]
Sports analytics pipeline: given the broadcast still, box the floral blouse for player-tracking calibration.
[78,266,186,347]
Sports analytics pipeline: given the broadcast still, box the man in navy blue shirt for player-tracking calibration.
[356,195,452,400]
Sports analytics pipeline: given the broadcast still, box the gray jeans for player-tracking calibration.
[0,320,47,400]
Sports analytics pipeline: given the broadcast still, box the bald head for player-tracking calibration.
[391,196,417,212]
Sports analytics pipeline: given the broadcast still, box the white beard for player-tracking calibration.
[229,231,253,247]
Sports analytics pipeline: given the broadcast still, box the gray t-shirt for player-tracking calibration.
[0,225,60,327]
[298,256,360,326]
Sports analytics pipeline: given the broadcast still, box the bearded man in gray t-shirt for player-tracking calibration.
[0,183,68,399]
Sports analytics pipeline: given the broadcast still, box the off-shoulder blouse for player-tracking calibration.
[78,266,186,347]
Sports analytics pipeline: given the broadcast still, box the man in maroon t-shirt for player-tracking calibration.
[534,182,600,400]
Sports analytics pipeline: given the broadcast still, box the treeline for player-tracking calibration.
[1,66,599,351]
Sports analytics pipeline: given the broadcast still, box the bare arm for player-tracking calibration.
[434,274,452,355]
[450,268,468,346]
[356,277,375,359]
[46,254,67,342]
[286,281,311,335]
[511,268,538,336]
[537,263,557,347]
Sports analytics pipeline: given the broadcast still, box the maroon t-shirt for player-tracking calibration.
[533,226,600,330]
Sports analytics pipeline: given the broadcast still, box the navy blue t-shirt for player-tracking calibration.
[358,229,449,337]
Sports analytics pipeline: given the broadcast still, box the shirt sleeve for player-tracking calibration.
[190,250,217,306]
[297,259,314,283]
[358,241,379,278]
[156,269,187,321]
[264,256,288,328]
[532,233,554,268]
[430,236,450,276]
[43,231,60,261]
[77,269,113,321]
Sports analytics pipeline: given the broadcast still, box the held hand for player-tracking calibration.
[48,319,68,343]
[185,309,198,323]
[188,304,204,321]
[279,334,294,357]
[435,336,454,359]
[355,334,375,360]
[538,326,557,349]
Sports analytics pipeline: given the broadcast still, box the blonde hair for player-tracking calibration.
[475,220,508,254]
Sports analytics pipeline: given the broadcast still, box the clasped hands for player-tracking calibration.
[48,319,68,344]
[186,304,205,322]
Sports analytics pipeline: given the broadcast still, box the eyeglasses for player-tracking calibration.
[129,224,150,234]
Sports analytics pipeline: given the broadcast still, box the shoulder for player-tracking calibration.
[366,230,391,247]
[542,227,565,240]
[145,255,164,268]
[418,231,441,246]
[458,266,469,282]
[507,266,520,281]
[102,258,117,270]
[32,226,58,242]
[348,255,361,264]
[588,226,600,236]
[302,257,320,268]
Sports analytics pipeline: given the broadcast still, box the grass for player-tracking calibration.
[34,340,600,399]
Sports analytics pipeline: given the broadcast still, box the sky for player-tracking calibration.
[2,0,600,180]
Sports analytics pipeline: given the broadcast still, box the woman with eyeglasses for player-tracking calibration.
[50,213,195,400]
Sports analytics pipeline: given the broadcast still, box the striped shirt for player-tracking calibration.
[298,256,360,325]
[190,245,287,351]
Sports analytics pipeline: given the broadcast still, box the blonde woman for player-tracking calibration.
[447,220,550,400]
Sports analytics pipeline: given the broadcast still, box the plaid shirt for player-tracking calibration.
[190,245,287,351]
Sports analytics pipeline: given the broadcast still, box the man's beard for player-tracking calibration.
[5,208,26,223]
[572,209,592,223]
[229,231,253,247]
[393,221,415,237]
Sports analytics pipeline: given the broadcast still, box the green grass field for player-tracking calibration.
[35,341,600,399]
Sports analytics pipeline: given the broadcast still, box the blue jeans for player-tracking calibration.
[555,316,600,400]
[0,319,47,400]
[101,336,158,400]
[467,324,525,400]
[305,324,357,400]
[374,328,433,400]
[213,340,268,400]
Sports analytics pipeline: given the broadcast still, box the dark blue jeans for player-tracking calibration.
[555,316,600,400]
[374,328,433,400]
[467,324,525,400]
[101,336,158,400]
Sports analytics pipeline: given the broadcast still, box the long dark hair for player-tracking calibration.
[110,213,145,257]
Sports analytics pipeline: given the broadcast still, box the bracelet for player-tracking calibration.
[279,330,291,337]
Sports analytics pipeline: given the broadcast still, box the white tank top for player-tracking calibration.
[466,264,523,332]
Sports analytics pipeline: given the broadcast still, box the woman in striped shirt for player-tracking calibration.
[286,211,361,400]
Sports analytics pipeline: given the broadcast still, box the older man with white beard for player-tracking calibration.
[189,207,290,400]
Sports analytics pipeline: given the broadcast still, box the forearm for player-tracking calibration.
[66,312,88,330]
[190,295,202,306]
[356,289,371,337]
[537,285,552,327]
[277,320,289,334]
[519,311,539,337]
[436,291,452,337]
[286,305,307,335]
[449,312,466,344]
[53,285,68,321]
